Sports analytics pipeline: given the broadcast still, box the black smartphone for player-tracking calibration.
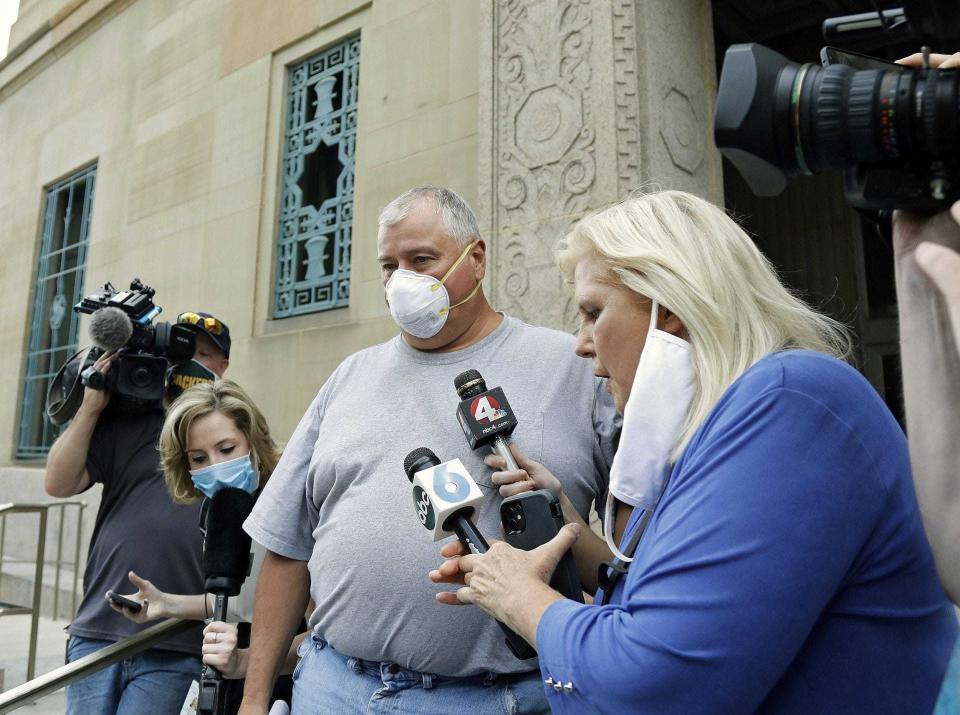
[820,46,902,72]
[501,490,584,603]
[106,590,142,614]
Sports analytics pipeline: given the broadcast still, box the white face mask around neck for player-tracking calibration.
[604,299,695,562]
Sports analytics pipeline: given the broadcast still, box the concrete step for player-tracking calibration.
[0,614,70,713]
[0,562,81,622]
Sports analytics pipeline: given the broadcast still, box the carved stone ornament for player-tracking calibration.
[489,0,599,328]
[659,86,705,175]
[513,84,583,168]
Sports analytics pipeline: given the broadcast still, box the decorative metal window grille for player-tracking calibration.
[17,165,96,458]
[274,35,360,317]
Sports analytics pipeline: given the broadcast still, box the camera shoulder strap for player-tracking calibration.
[595,508,652,607]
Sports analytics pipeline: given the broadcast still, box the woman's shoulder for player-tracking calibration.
[684,349,907,493]
[734,350,872,405]
[707,350,903,458]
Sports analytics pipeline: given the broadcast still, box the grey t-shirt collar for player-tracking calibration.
[392,314,516,365]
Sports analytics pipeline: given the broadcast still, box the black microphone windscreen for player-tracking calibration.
[403,447,440,482]
[454,369,487,399]
[89,307,133,352]
[203,488,255,595]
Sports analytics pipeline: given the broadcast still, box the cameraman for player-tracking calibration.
[894,50,960,605]
[45,311,231,715]
[893,49,960,715]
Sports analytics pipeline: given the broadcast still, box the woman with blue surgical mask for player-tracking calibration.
[108,380,306,713]
[429,190,957,714]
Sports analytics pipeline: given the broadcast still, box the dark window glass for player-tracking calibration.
[274,36,359,317]
[18,165,96,458]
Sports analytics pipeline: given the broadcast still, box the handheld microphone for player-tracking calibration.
[454,370,520,471]
[198,487,254,715]
[202,487,254,597]
[403,447,487,553]
[89,307,134,352]
[403,447,537,659]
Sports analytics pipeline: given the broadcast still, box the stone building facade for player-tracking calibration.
[1,1,900,617]
[0,0,724,467]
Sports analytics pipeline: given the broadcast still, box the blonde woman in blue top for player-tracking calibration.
[432,190,957,714]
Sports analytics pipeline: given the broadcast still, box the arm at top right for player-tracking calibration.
[237,551,310,714]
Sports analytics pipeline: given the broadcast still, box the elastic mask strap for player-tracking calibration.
[435,240,481,316]
[603,492,635,563]
[440,279,482,316]
[647,299,659,337]
[250,451,261,487]
[433,240,478,294]
[597,508,652,605]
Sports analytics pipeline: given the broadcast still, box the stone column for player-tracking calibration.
[479,0,722,331]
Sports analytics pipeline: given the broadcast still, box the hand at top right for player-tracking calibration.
[896,51,960,69]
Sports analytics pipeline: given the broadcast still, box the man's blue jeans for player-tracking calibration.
[290,633,550,714]
[65,635,202,715]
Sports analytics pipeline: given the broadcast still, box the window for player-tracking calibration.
[17,165,96,458]
[274,35,360,317]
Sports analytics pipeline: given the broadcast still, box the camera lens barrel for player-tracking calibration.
[811,64,854,170]
[715,43,960,208]
[794,66,893,173]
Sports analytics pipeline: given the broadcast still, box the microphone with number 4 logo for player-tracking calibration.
[454,370,521,471]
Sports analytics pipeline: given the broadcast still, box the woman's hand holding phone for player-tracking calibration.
[105,570,167,623]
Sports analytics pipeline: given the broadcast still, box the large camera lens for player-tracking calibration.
[714,43,960,208]
[116,354,168,403]
[130,365,154,388]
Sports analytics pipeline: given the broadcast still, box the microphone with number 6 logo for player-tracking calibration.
[454,370,520,471]
[403,447,537,659]
[403,447,487,553]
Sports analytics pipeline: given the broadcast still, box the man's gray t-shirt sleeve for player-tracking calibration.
[244,389,325,561]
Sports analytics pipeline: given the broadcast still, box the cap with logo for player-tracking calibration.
[176,312,231,358]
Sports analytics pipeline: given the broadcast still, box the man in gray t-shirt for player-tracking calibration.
[241,187,617,715]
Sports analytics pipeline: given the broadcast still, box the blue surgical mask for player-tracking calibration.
[189,453,259,498]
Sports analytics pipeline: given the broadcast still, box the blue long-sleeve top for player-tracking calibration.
[537,351,957,714]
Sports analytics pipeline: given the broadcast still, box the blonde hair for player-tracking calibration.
[159,380,281,504]
[557,190,851,459]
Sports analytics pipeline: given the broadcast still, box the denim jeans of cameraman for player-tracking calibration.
[65,635,201,715]
[290,633,550,714]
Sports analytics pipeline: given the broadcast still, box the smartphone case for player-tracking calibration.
[501,490,584,603]
[106,590,143,613]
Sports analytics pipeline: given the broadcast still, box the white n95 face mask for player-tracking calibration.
[604,299,695,562]
[385,241,481,339]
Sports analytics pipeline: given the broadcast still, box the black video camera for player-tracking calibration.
[714,1,960,212]
[46,279,195,423]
